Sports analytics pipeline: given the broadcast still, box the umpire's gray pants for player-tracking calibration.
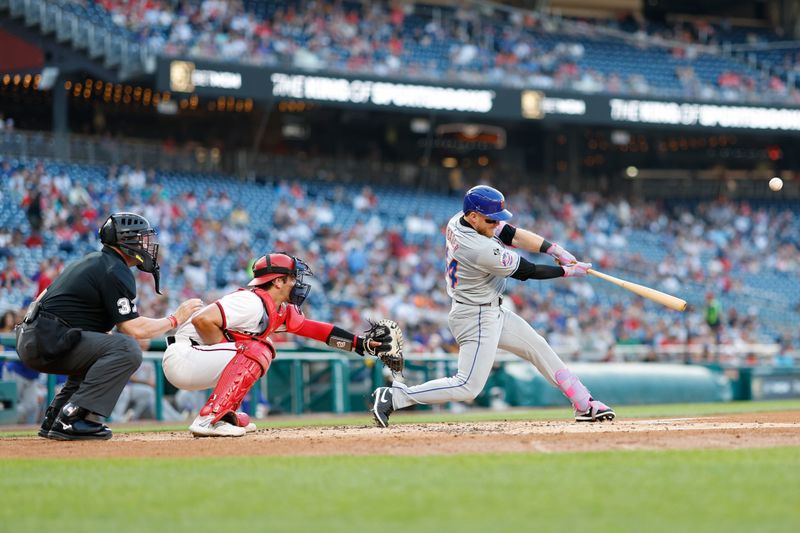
[16,324,142,417]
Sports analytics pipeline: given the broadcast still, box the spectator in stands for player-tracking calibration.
[31,258,62,297]
[705,292,722,345]
[22,186,44,232]
[773,340,795,367]
[0,256,27,290]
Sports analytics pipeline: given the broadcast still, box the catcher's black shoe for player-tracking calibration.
[47,403,113,441]
[371,387,394,428]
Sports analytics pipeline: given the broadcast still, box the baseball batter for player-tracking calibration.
[372,185,615,426]
[163,252,396,437]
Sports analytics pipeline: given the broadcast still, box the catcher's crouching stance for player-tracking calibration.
[162,252,404,437]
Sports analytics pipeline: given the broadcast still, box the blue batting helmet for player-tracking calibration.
[462,185,512,221]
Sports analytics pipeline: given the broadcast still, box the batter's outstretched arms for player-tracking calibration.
[498,223,591,279]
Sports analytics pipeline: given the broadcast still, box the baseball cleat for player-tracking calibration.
[575,398,615,422]
[189,414,246,437]
[371,387,394,428]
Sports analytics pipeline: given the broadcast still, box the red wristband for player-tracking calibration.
[168,315,178,329]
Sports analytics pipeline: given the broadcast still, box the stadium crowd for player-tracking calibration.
[82,0,798,103]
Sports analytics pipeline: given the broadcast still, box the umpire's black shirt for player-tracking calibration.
[40,246,140,332]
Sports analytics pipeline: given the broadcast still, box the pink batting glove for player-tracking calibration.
[546,243,577,265]
[562,261,592,277]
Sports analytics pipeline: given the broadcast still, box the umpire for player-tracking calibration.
[15,212,202,441]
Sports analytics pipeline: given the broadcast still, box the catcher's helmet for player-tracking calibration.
[462,185,512,221]
[249,252,313,306]
[99,212,162,293]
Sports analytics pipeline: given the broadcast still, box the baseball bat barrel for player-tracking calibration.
[587,269,687,312]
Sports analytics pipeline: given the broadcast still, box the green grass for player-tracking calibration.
[1,448,798,533]
[2,399,799,437]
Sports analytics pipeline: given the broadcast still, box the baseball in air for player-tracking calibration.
[769,177,783,191]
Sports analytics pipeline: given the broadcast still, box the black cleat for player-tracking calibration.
[47,403,113,441]
[371,387,394,428]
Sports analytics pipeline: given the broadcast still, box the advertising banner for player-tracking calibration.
[156,58,800,132]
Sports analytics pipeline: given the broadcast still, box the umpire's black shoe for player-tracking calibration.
[38,406,61,439]
[371,387,394,428]
[47,403,113,441]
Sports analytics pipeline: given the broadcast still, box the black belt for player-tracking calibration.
[166,336,199,346]
[454,296,503,307]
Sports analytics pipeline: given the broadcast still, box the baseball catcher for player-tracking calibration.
[162,252,404,437]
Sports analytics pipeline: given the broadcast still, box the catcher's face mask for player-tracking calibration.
[288,258,312,307]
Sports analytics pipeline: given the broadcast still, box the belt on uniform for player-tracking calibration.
[166,335,199,346]
[454,296,503,307]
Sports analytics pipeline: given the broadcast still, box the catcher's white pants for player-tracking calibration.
[162,340,238,391]
[391,302,567,409]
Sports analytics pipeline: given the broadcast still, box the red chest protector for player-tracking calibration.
[223,287,306,346]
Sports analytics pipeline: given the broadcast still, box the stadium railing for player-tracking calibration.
[0,129,459,186]
[5,0,155,79]
[0,130,226,174]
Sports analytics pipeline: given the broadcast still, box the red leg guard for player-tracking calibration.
[200,340,274,424]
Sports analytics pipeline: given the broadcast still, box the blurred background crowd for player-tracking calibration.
[83,0,800,103]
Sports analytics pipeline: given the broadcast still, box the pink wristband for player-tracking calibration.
[168,315,178,329]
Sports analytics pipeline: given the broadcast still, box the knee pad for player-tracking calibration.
[199,340,275,424]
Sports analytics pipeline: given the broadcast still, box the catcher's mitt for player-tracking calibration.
[362,319,404,374]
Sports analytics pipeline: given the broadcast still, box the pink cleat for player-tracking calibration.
[575,398,616,422]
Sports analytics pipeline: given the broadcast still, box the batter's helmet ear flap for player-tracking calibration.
[99,216,117,245]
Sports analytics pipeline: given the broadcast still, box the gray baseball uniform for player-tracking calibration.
[391,212,569,408]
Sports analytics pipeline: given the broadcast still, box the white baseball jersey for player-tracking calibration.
[173,290,268,344]
[444,212,520,305]
[164,290,269,391]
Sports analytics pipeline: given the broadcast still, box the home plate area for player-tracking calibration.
[3,410,799,459]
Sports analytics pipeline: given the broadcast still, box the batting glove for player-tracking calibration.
[562,261,592,277]
[546,243,577,265]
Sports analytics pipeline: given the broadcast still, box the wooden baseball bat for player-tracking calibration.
[587,269,687,312]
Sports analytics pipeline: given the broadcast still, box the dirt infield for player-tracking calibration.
[2,411,799,459]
